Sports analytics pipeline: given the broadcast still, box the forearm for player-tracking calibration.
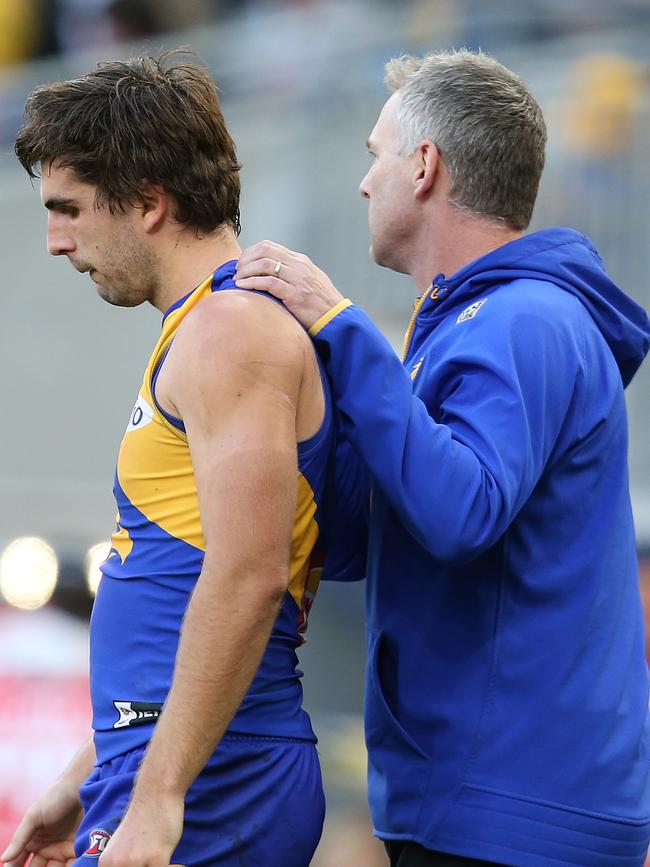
[130,563,285,801]
[313,304,561,562]
[57,736,96,794]
[313,308,499,558]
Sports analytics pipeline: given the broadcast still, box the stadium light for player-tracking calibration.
[85,542,111,596]
[0,537,58,610]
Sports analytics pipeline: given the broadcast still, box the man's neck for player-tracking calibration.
[411,207,523,294]
[152,226,242,313]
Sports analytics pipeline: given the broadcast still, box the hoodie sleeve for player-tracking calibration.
[320,419,370,582]
[311,290,583,563]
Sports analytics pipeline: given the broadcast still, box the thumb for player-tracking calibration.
[1,812,37,864]
[0,844,29,867]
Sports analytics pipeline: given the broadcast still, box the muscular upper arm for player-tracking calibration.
[165,291,306,583]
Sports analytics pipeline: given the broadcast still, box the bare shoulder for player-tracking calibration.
[174,288,309,371]
[160,289,324,440]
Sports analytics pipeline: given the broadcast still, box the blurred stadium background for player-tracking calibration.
[0,1,649,864]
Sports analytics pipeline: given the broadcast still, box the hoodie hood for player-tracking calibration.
[423,228,650,387]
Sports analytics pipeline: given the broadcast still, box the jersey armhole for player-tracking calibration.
[150,343,187,435]
[297,353,333,459]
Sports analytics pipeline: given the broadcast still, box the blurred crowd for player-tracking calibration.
[0,0,648,161]
[0,0,650,68]
[0,0,236,63]
[0,0,393,65]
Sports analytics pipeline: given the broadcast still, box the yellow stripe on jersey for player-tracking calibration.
[287,472,320,610]
[111,272,322,611]
[117,397,206,552]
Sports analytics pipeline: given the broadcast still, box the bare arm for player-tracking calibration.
[100,292,304,866]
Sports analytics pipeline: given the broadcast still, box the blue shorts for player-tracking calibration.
[73,734,325,867]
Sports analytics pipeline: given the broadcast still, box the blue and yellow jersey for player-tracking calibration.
[90,260,333,763]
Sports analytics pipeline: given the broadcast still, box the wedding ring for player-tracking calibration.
[273,260,282,277]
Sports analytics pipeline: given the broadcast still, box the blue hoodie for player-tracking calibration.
[314,228,650,865]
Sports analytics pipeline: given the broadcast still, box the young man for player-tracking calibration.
[3,54,334,867]
[235,50,650,866]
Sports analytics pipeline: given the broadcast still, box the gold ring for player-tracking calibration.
[273,260,282,277]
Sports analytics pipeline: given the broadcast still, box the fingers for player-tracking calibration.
[32,844,75,861]
[235,256,290,282]
[237,241,313,277]
[2,842,74,867]
[2,831,76,867]
[30,858,68,867]
[237,240,293,270]
[1,812,37,865]
[234,248,297,302]
[0,852,29,867]
[234,239,344,330]
[233,275,290,298]
[1,850,30,867]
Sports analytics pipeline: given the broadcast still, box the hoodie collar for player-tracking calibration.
[416,228,649,386]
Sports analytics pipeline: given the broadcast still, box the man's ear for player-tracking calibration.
[138,181,168,233]
[413,140,440,200]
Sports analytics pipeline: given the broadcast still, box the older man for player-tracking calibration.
[236,49,650,867]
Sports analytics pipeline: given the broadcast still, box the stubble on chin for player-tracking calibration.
[96,234,160,308]
[96,281,150,308]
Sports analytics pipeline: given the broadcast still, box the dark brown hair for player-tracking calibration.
[15,51,241,235]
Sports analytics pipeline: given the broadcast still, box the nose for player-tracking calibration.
[359,170,370,199]
[47,212,75,256]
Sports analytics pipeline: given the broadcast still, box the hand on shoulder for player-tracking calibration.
[235,240,345,330]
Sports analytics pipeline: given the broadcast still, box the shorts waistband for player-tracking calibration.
[220,732,315,745]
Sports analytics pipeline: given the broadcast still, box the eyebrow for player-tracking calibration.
[43,196,78,210]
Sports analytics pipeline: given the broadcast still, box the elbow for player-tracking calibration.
[240,564,288,607]
[414,482,511,564]
[424,531,499,565]
[201,549,289,607]
[263,572,289,606]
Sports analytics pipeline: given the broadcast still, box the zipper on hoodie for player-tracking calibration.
[401,283,440,361]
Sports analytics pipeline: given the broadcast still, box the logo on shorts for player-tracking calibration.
[456,298,487,324]
[84,828,112,856]
[113,699,162,729]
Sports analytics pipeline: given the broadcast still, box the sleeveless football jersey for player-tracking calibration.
[90,260,333,763]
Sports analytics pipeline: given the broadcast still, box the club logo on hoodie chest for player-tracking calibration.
[456,298,488,324]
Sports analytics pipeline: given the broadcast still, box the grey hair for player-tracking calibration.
[385,49,546,230]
